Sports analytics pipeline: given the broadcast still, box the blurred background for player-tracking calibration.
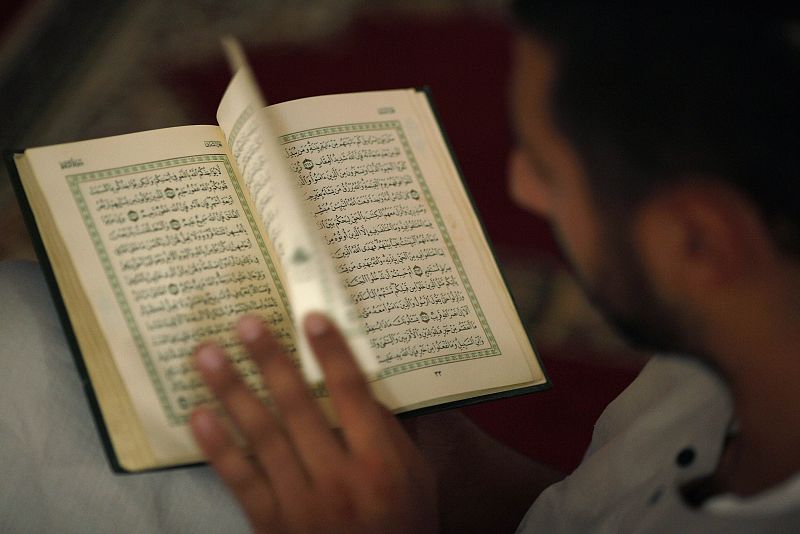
[0,0,645,472]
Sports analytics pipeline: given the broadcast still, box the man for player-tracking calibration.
[1,2,797,532]
[187,2,800,532]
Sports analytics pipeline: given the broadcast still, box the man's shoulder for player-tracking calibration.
[517,355,800,532]
[587,355,731,454]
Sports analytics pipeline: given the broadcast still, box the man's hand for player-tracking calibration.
[189,313,438,534]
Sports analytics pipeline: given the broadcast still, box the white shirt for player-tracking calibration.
[0,261,249,533]
[517,355,800,532]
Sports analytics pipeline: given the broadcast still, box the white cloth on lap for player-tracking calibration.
[0,260,248,533]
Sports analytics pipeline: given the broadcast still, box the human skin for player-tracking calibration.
[190,313,438,533]
[510,34,800,498]
[191,30,800,531]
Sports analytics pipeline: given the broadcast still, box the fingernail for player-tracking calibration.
[237,315,264,343]
[191,408,217,440]
[195,343,224,371]
[304,312,330,337]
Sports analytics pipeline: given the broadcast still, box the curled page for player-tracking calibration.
[217,39,378,382]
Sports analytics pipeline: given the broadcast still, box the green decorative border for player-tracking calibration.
[281,121,501,380]
[227,104,254,148]
[67,154,289,425]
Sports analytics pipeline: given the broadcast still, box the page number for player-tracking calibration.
[434,370,443,377]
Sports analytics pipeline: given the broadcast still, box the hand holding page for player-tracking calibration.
[218,38,377,383]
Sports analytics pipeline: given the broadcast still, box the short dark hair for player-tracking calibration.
[512,2,800,255]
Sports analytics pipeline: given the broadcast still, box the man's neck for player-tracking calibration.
[709,298,800,496]
[720,378,800,496]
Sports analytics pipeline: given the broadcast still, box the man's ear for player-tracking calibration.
[633,179,772,299]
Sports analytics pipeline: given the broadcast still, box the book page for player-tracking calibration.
[20,125,292,468]
[216,66,378,382]
[242,90,546,411]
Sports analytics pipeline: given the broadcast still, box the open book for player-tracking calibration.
[5,56,548,472]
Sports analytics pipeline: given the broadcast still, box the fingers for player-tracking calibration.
[375,404,422,467]
[192,341,307,498]
[189,407,276,527]
[236,315,343,472]
[194,312,402,473]
[192,313,437,532]
[303,313,395,457]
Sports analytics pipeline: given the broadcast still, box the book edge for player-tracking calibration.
[413,88,553,391]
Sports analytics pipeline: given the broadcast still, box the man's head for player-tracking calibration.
[508,3,800,359]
